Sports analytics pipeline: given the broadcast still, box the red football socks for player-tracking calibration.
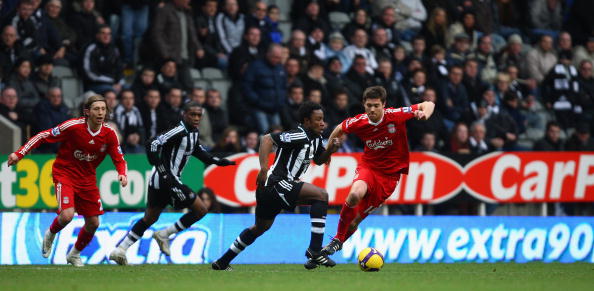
[49,216,65,234]
[335,202,358,242]
[74,226,95,251]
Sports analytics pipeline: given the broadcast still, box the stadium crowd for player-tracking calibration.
[0,0,593,214]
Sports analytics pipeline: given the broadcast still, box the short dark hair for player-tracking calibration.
[546,121,561,131]
[183,101,203,111]
[362,86,387,103]
[298,101,323,123]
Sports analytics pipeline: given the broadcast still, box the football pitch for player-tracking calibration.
[1,263,593,291]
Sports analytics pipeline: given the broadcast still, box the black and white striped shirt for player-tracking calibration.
[267,125,326,184]
[146,121,217,188]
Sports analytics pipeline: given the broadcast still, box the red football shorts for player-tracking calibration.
[54,177,104,216]
[352,165,400,218]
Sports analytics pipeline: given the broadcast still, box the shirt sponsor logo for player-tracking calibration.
[74,150,98,162]
[51,127,60,136]
[366,137,393,150]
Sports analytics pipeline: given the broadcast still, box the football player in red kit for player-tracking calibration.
[322,86,434,256]
[7,95,128,267]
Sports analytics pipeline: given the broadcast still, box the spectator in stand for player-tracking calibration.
[446,33,471,66]
[392,45,408,82]
[468,122,490,155]
[229,27,264,82]
[462,58,488,104]
[344,55,374,105]
[280,84,304,130]
[529,0,562,38]
[373,58,409,108]
[265,5,282,44]
[243,131,259,154]
[285,57,303,88]
[0,87,31,140]
[439,65,470,127]
[543,50,580,129]
[325,32,348,73]
[187,87,215,148]
[44,0,76,66]
[369,28,395,62]
[7,58,39,113]
[195,0,226,70]
[496,34,526,71]
[446,10,480,51]
[216,0,245,55]
[407,87,447,149]
[533,121,563,151]
[564,0,594,45]
[198,187,222,213]
[414,131,440,153]
[32,55,60,98]
[325,90,349,136]
[410,35,429,63]
[343,29,377,74]
[324,57,351,99]
[211,126,243,153]
[448,122,471,154]
[525,34,557,83]
[302,62,328,104]
[131,67,157,106]
[573,37,594,67]
[404,69,427,105]
[468,35,498,84]
[151,0,203,91]
[293,1,331,37]
[205,89,228,142]
[420,7,448,50]
[138,89,166,140]
[494,0,523,38]
[341,8,371,41]
[501,91,527,135]
[0,26,25,81]
[287,30,311,71]
[161,87,183,127]
[565,123,594,150]
[103,89,117,120]
[69,0,105,50]
[577,60,594,127]
[245,1,268,43]
[494,72,513,104]
[371,6,400,45]
[114,89,145,153]
[32,87,70,153]
[242,44,285,133]
[120,0,149,68]
[156,59,184,95]
[485,100,519,151]
[426,45,448,86]
[307,27,331,63]
[557,32,573,54]
[393,0,427,41]
[81,25,124,94]
[306,88,322,105]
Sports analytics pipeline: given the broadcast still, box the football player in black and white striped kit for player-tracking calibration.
[109,101,235,265]
[212,102,342,270]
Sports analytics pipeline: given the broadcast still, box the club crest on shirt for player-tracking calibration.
[280,133,291,142]
[63,196,69,204]
[387,123,396,133]
[51,126,60,136]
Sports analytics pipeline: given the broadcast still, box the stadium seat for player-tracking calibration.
[60,78,83,109]
[201,68,224,79]
[211,79,231,111]
[52,66,74,78]
[279,21,292,42]
[329,12,351,31]
[190,68,202,80]
[194,79,211,90]
[272,0,291,21]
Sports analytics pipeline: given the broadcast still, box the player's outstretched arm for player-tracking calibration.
[416,101,435,120]
[319,125,345,165]
[257,134,274,187]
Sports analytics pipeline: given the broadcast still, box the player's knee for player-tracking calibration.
[318,189,329,202]
[346,193,362,207]
[143,215,158,225]
[60,211,74,224]
[85,220,100,232]
[193,204,208,217]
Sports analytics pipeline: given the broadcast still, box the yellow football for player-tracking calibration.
[357,247,384,272]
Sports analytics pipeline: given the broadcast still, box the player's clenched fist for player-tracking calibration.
[7,153,19,166]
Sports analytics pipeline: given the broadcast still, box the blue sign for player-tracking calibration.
[1,213,593,264]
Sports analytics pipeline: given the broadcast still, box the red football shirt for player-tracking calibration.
[341,105,418,176]
[14,117,127,186]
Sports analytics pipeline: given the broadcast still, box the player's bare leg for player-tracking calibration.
[212,218,274,270]
[42,207,75,258]
[67,215,99,267]
[297,183,336,269]
[323,180,368,255]
[110,207,164,265]
[153,197,208,256]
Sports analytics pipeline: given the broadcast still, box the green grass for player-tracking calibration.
[1,263,593,291]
